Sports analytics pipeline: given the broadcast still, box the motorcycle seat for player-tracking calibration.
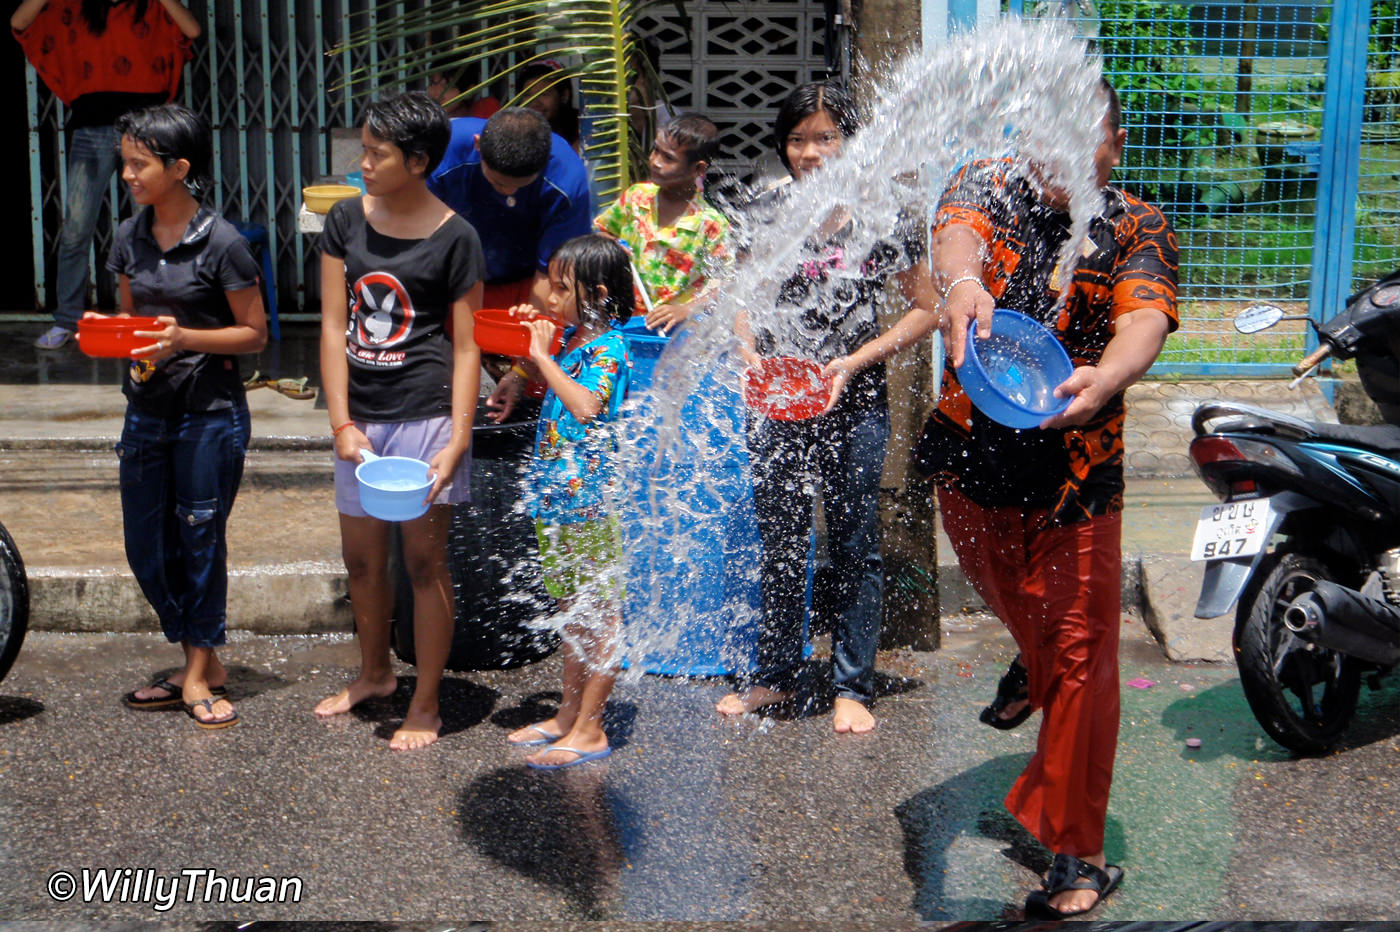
[1307,421,1400,457]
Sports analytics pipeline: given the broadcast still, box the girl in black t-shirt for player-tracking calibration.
[102,104,268,729]
[315,93,485,752]
[720,83,940,734]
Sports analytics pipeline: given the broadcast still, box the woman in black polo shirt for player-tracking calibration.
[98,104,268,729]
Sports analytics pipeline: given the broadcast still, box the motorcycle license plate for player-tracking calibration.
[1190,499,1274,561]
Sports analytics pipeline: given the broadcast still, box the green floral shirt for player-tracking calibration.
[594,182,733,309]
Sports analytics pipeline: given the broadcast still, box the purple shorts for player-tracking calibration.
[334,416,473,518]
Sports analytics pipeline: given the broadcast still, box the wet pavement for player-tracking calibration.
[1,623,1399,922]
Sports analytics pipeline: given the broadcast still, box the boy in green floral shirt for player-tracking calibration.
[594,113,733,333]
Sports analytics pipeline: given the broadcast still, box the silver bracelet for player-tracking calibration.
[941,274,985,302]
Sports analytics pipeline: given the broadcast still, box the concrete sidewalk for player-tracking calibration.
[0,376,1344,663]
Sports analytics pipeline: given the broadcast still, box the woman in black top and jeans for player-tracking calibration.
[104,104,268,728]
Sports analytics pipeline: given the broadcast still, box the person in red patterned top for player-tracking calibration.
[14,0,200,350]
[916,78,1177,919]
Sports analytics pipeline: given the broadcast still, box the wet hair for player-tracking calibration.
[772,81,861,172]
[479,107,553,178]
[115,103,213,201]
[518,61,581,147]
[549,234,633,327]
[362,92,452,175]
[1099,77,1122,134]
[661,112,721,166]
[82,0,149,36]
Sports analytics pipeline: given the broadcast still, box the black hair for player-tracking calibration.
[1099,77,1122,134]
[82,0,149,36]
[363,91,452,175]
[115,103,213,200]
[661,112,721,166]
[549,234,633,327]
[479,107,553,178]
[518,61,581,147]
[771,81,861,172]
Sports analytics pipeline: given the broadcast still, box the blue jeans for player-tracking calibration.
[747,402,889,702]
[117,403,250,647]
[55,125,121,330]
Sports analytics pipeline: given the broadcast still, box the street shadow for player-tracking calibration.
[457,764,634,919]
[489,692,637,750]
[0,695,44,726]
[896,754,1129,922]
[362,674,498,741]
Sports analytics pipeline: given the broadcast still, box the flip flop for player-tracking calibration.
[184,697,239,730]
[125,678,227,710]
[272,377,317,400]
[980,656,1033,731]
[242,370,268,390]
[1024,853,1124,919]
[525,745,611,770]
[508,725,564,747]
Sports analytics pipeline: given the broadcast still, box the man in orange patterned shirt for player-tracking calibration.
[916,78,1177,919]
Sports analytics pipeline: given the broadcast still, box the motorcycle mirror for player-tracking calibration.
[1234,304,1287,334]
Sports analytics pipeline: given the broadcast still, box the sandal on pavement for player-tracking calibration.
[525,745,611,770]
[125,678,226,710]
[1024,853,1124,919]
[184,697,239,730]
[272,377,316,400]
[508,725,564,747]
[980,656,1032,731]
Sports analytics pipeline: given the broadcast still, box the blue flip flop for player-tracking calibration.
[525,745,612,770]
[509,725,564,747]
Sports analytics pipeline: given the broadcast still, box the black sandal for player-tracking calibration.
[1025,852,1123,919]
[979,657,1032,730]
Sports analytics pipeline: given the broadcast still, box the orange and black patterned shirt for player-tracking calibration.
[914,159,1179,525]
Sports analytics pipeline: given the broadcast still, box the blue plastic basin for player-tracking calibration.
[955,308,1073,429]
[355,451,433,521]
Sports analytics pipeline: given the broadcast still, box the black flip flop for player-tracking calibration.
[1025,853,1124,919]
[185,697,239,730]
[979,657,1032,730]
[125,678,227,710]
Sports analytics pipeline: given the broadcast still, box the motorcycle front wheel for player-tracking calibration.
[1236,551,1361,754]
[0,521,29,684]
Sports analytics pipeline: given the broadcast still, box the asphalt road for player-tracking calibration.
[1,616,1397,924]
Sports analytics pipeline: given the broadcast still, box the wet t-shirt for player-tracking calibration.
[915,158,1180,524]
[106,205,261,416]
[320,199,484,422]
[751,207,924,415]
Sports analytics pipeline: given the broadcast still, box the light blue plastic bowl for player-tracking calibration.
[955,308,1073,429]
[355,450,433,521]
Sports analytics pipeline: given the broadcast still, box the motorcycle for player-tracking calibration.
[0,520,28,684]
[1189,269,1400,753]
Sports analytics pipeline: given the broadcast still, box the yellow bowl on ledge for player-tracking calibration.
[302,184,361,214]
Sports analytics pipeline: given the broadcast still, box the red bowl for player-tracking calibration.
[76,316,161,358]
[473,308,563,357]
[742,356,834,421]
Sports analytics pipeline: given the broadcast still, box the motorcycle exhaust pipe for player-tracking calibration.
[1283,581,1400,667]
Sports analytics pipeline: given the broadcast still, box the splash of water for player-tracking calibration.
[516,19,1112,679]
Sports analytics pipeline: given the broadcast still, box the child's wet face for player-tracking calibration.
[648,132,697,191]
[784,109,843,180]
[546,260,580,324]
[120,136,186,206]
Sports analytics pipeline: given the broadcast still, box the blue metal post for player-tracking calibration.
[1309,0,1370,337]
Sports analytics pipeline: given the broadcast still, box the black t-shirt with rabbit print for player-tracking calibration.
[321,198,484,422]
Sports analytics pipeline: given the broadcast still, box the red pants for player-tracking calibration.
[939,485,1122,857]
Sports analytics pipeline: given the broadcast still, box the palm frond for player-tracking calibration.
[330,0,659,204]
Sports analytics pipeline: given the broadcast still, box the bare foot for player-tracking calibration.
[314,674,398,717]
[832,697,875,733]
[1048,854,1109,916]
[507,719,567,745]
[716,686,792,716]
[525,731,608,767]
[389,710,441,751]
[995,696,1030,723]
[185,695,238,727]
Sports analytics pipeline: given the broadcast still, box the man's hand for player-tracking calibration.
[486,371,525,424]
[941,278,995,370]
[1040,365,1112,428]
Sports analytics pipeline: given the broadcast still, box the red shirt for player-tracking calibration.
[14,1,193,105]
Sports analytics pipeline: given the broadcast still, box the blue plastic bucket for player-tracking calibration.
[355,450,433,521]
[955,308,1073,429]
[620,317,669,394]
